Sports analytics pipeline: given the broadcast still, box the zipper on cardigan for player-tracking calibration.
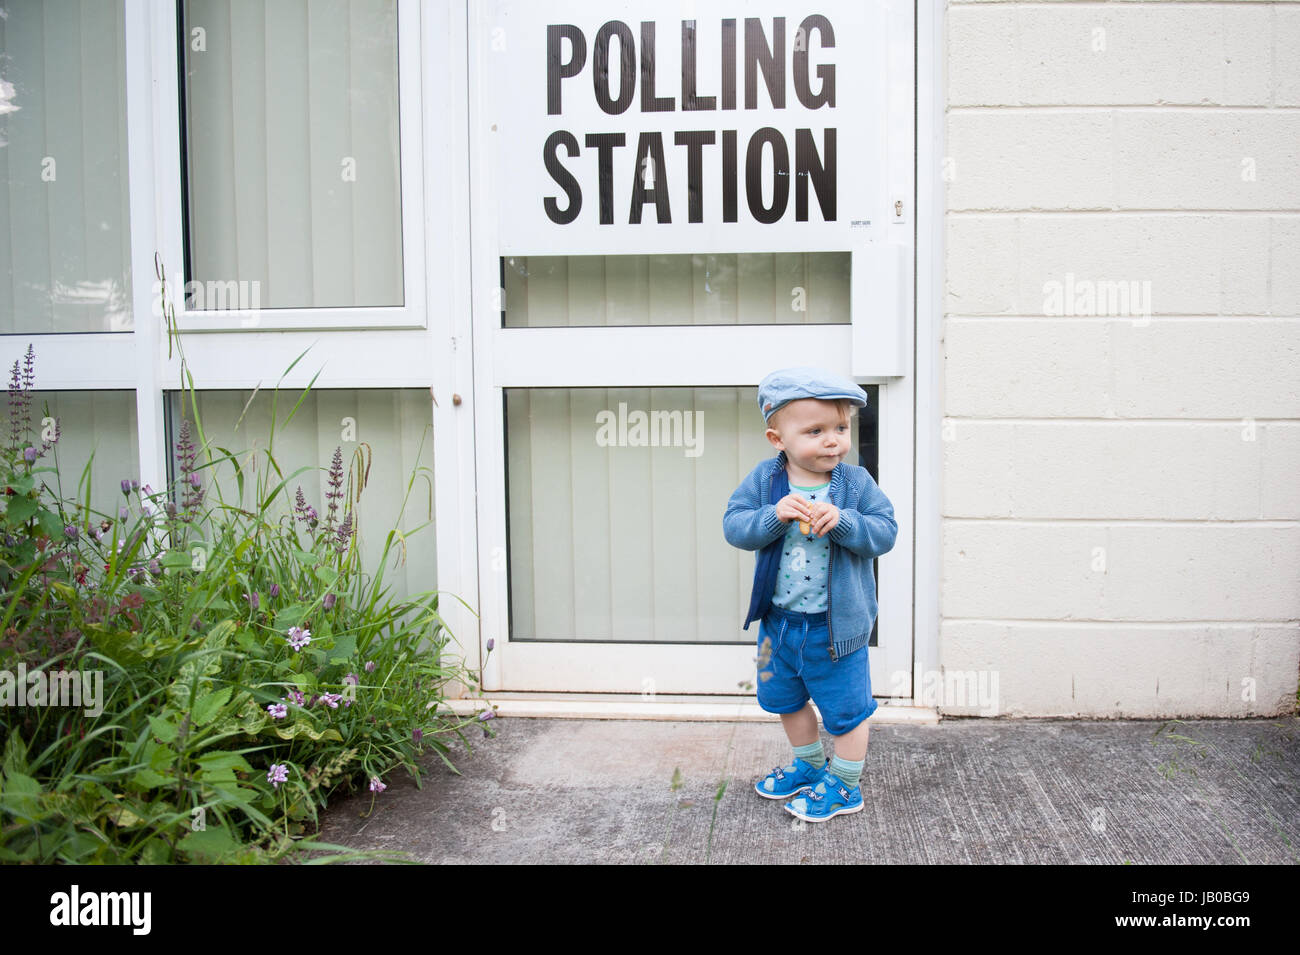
[827,543,837,661]
[827,461,837,661]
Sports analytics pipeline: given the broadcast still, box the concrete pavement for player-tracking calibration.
[315,714,1300,864]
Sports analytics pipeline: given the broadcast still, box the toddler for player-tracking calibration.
[723,367,898,822]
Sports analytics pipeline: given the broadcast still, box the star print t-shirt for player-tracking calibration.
[771,480,831,613]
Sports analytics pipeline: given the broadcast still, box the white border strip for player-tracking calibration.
[440,697,940,724]
[913,0,944,706]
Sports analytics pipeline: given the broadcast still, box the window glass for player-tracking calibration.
[172,388,435,602]
[181,0,403,310]
[0,0,132,333]
[504,384,879,643]
[27,389,139,519]
[502,252,850,327]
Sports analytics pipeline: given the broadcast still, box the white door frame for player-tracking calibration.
[459,0,918,699]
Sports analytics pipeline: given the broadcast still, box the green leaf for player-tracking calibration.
[272,604,309,635]
[36,507,65,540]
[138,840,171,865]
[291,548,319,568]
[178,824,239,861]
[146,741,178,773]
[195,752,254,774]
[4,495,37,523]
[269,723,344,742]
[160,551,196,569]
[314,565,339,587]
[2,733,30,776]
[205,619,237,647]
[328,633,356,664]
[0,771,44,821]
[192,686,233,726]
[148,715,179,743]
[130,768,173,791]
[106,801,147,829]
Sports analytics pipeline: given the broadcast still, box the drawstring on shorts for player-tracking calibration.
[765,608,817,677]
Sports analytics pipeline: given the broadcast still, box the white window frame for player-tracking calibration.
[148,0,427,333]
[0,0,482,682]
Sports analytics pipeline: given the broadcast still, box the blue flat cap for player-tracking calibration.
[757,366,869,424]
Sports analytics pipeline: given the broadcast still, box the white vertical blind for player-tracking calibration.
[506,386,815,644]
[503,252,850,327]
[28,390,139,521]
[179,388,436,603]
[182,0,402,309]
[0,0,132,334]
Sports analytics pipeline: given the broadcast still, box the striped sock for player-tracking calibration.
[828,754,865,789]
[793,740,826,770]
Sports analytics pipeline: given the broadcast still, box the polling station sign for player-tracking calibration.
[480,0,890,255]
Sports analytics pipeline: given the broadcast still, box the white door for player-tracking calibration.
[466,0,914,697]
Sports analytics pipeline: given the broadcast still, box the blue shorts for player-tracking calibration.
[755,605,877,735]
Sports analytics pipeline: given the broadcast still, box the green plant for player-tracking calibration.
[0,261,493,863]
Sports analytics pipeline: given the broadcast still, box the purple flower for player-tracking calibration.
[267,763,289,788]
[131,479,140,492]
[175,419,204,520]
[121,479,132,496]
[322,593,337,611]
[412,727,423,745]
[148,558,162,577]
[486,638,495,652]
[23,446,37,463]
[293,488,320,530]
[343,673,359,685]
[317,692,342,709]
[369,776,386,793]
[285,690,306,706]
[478,710,496,722]
[267,703,288,719]
[63,525,78,541]
[245,591,260,611]
[269,582,280,598]
[364,660,376,673]
[286,625,311,651]
[118,505,130,522]
[324,448,345,531]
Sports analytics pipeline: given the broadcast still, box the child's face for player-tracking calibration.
[765,398,852,474]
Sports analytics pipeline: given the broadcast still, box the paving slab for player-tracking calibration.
[315,715,1300,864]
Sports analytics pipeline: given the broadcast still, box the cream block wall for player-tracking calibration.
[940,0,1300,717]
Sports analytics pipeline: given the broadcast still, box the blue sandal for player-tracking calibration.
[783,769,863,822]
[755,757,825,799]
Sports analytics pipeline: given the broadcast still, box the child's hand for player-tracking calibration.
[809,501,840,537]
[775,494,813,527]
